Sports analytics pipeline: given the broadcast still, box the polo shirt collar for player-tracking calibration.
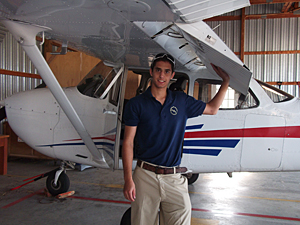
[144,86,174,105]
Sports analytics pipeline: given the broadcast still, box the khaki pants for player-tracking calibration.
[131,165,191,225]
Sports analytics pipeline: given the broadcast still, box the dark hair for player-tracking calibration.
[150,53,175,72]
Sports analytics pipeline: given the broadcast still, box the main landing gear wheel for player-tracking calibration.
[46,170,70,196]
[120,207,131,225]
[183,173,199,185]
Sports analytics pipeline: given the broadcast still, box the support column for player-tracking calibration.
[240,8,246,62]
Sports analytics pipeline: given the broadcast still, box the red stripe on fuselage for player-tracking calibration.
[184,126,300,139]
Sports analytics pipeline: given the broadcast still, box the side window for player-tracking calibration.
[109,74,122,106]
[77,61,117,99]
[194,79,258,110]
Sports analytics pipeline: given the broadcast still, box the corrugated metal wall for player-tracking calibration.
[0,22,42,134]
[206,3,300,97]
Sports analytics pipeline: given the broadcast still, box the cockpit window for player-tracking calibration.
[77,61,115,98]
[194,79,258,110]
[256,80,294,103]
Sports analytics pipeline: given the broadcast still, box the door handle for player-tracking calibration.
[103,109,117,115]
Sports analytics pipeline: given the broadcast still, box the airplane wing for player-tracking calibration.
[0,0,251,164]
[134,21,252,95]
[165,0,250,22]
[176,21,252,95]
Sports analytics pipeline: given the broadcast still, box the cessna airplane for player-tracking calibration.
[0,0,300,199]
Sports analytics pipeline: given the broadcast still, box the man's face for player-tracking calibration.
[150,60,175,89]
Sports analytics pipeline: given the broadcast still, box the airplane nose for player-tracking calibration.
[4,88,59,158]
[5,88,59,114]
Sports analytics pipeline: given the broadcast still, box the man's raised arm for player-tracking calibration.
[203,64,230,115]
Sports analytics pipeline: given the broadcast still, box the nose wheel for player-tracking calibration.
[46,169,70,196]
[45,161,73,196]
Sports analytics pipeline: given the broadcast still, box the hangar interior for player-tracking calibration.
[0,1,300,225]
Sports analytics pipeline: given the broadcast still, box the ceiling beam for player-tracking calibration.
[250,0,300,4]
[291,2,300,12]
[246,12,300,19]
[0,69,41,79]
[233,50,300,56]
[243,50,300,55]
[266,81,300,87]
[204,12,300,22]
[281,2,294,12]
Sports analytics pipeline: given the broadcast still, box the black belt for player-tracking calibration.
[137,160,187,175]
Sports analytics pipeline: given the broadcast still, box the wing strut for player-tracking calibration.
[1,19,109,168]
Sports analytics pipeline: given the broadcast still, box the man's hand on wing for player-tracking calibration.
[211,64,230,83]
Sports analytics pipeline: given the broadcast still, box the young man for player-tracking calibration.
[122,53,230,225]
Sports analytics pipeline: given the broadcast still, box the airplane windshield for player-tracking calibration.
[256,80,294,103]
[77,61,116,98]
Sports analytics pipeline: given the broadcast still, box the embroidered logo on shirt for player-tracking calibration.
[170,106,178,115]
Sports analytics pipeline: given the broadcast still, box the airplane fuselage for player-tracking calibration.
[4,71,300,174]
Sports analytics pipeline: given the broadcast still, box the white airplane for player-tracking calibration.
[0,0,300,199]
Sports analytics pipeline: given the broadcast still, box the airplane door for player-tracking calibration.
[241,114,285,170]
[51,63,127,168]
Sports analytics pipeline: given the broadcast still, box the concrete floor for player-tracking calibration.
[1,158,300,225]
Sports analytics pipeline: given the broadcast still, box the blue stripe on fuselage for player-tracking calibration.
[183,139,240,148]
[183,148,222,156]
[185,124,204,130]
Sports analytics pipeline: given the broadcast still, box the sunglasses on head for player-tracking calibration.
[152,53,175,66]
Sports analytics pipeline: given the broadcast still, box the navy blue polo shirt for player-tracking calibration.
[123,87,206,167]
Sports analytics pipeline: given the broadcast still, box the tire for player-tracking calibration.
[120,207,131,225]
[46,170,70,196]
[183,173,199,185]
